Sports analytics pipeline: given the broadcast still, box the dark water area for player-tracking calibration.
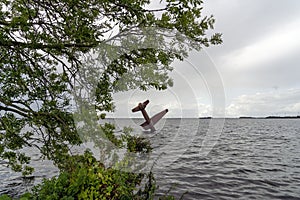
[0,155,59,197]
[152,119,300,199]
[1,119,300,199]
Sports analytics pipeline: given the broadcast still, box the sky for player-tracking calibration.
[108,0,300,118]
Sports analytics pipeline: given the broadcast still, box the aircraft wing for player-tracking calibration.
[140,109,168,130]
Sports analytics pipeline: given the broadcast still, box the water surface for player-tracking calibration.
[1,119,300,199]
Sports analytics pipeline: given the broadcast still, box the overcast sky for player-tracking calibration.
[109,0,300,118]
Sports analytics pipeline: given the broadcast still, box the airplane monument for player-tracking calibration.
[132,100,168,132]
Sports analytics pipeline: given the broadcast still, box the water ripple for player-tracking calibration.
[1,119,300,199]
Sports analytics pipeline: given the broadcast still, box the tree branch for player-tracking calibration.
[0,40,97,49]
[0,105,29,118]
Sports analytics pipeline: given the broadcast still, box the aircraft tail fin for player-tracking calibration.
[132,100,149,112]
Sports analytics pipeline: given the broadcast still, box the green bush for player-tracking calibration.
[30,151,144,200]
[0,128,181,200]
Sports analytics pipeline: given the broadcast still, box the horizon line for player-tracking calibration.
[105,115,300,119]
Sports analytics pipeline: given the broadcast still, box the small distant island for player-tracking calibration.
[198,116,300,119]
[239,116,300,119]
[265,115,300,119]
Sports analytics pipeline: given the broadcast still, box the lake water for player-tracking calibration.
[1,119,300,199]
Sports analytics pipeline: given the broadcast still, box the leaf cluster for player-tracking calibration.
[0,0,222,192]
[0,150,173,200]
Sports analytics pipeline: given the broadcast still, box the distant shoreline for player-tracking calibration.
[238,116,300,119]
[105,116,300,119]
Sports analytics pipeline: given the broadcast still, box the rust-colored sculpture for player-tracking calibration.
[132,100,168,132]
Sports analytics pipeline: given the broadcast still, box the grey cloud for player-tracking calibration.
[108,1,300,118]
[226,89,300,117]
[205,0,300,56]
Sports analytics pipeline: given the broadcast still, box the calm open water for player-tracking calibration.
[1,119,300,199]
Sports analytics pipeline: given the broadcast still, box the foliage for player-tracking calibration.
[0,150,176,200]
[122,133,152,154]
[31,150,144,200]
[0,0,221,174]
[0,193,31,200]
[0,0,222,198]
[0,195,11,200]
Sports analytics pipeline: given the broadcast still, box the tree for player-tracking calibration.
[0,0,221,187]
